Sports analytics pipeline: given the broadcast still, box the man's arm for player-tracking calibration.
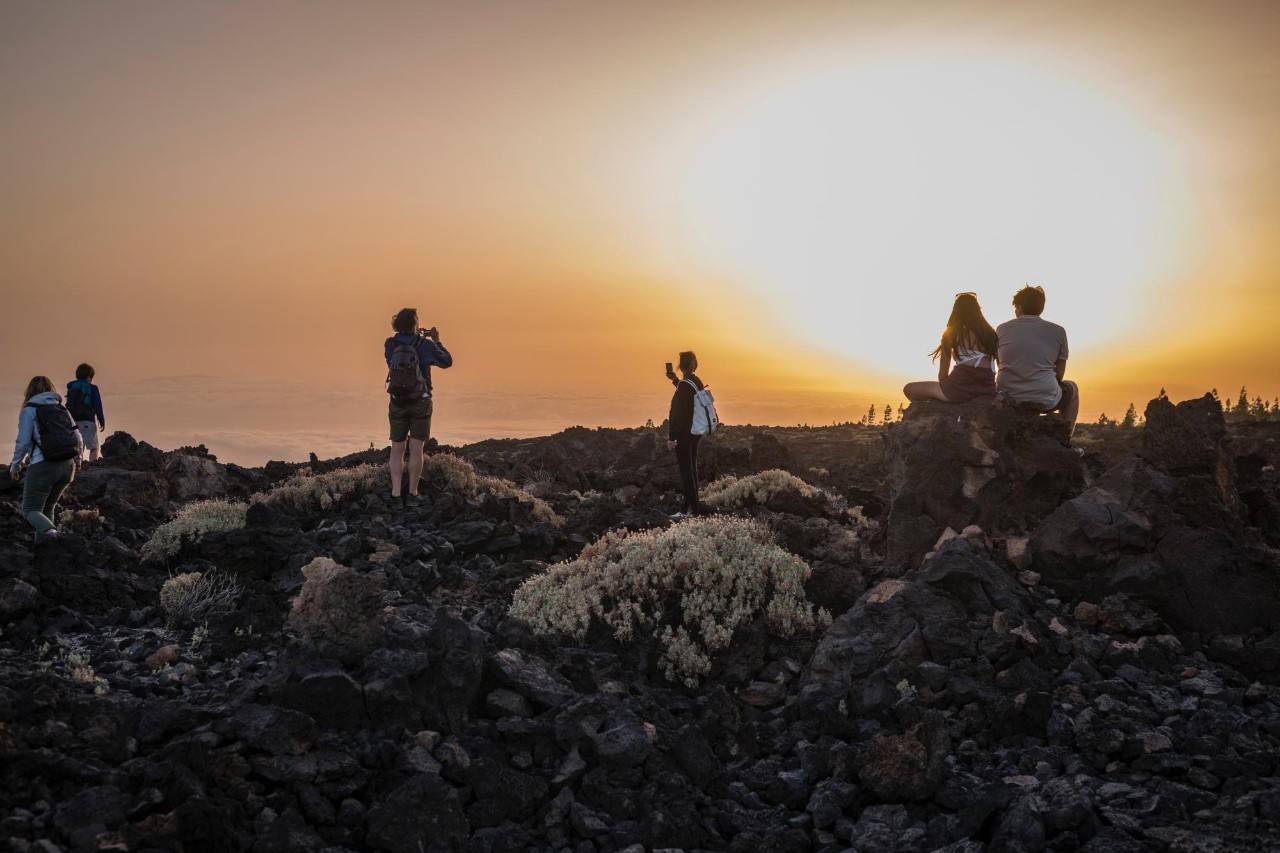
[93,385,105,428]
[1055,327,1069,382]
[425,339,453,369]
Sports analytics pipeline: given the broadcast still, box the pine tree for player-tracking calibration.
[1224,396,1233,415]
[1120,403,1137,430]
[898,403,906,420]
[1252,396,1267,419]
[1237,386,1249,414]
[866,404,877,425]
[883,404,893,424]
[1097,413,1112,427]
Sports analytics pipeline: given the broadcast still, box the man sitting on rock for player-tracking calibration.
[996,285,1080,442]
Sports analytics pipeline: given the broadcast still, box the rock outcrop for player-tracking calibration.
[1032,394,1280,647]
[3,411,1280,852]
[885,398,1083,564]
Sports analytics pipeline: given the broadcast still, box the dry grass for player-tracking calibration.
[254,464,385,513]
[510,516,828,686]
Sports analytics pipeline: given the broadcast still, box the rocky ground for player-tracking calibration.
[2,397,1279,853]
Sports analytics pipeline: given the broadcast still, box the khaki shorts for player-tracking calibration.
[76,420,100,452]
[389,397,432,443]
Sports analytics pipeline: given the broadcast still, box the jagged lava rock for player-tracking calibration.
[1032,394,1280,642]
[885,398,1083,564]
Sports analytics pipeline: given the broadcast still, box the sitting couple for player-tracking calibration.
[904,285,1080,439]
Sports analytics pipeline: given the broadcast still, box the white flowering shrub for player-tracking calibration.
[159,569,243,628]
[255,464,384,513]
[428,454,563,527]
[510,516,828,686]
[142,499,248,562]
[702,469,842,511]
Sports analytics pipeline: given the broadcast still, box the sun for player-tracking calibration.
[648,48,1198,379]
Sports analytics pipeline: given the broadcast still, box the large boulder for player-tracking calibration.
[884,398,1083,564]
[805,538,1034,698]
[1032,394,1280,642]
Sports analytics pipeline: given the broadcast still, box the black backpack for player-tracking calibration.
[386,338,425,401]
[67,381,95,422]
[29,403,81,462]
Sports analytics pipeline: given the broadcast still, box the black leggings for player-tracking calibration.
[674,435,702,512]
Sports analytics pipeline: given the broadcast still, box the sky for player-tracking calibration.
[2,0,1278,464]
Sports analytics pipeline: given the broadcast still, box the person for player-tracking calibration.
[66,363,106,462]
[903,292,999,403]
[667,351,707,519]
[384,307,452,501]
[10,376,83,542]
[996,284,1080,440]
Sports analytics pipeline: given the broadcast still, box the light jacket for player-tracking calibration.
[11,391,82,468]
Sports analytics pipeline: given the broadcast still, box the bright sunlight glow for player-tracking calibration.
[652,49,1200,379]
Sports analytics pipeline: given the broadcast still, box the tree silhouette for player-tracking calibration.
[1237,386,1249,413]
[866,404,877,425]
[883,404,893,424]
[1120,404,1137,430]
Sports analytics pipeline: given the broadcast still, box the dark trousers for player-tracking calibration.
[674,435,702,512]
[22,459,75,534]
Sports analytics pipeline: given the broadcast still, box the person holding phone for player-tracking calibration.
[385,307,453,502]
[666,351,706,518]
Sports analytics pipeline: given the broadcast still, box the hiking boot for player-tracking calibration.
[668,511,691,520]
[35,528,60,545]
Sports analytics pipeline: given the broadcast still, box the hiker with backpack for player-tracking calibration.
[666,350,719,519]
[10,376,84,542]
[385,307,453,501]
[66,363,106,462]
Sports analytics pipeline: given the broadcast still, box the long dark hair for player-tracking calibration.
[23,376,54,404]
[930,293,997,361]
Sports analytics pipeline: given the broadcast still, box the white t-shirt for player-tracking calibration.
[996,315,1069,409]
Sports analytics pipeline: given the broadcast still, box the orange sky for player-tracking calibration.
[2,1,1278,463]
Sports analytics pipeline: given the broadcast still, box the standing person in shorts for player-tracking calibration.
[66,363,106,462]
[996,285,1080,441]
[385,308,452,501]
[903,292,999,404]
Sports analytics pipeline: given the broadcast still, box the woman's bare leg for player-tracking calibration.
[903,381,951,402]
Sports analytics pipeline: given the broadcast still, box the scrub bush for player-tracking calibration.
[160,569,243,628]
[255,464,384,513]
[701,469,838,510]
[142,499,248,562]
[426,454,563,526]
[510,516,828,686]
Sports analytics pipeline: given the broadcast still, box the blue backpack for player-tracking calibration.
[67,380,95,422]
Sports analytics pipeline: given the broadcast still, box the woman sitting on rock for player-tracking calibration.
[903,292,998,403]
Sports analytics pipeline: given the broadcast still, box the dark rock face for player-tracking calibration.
[885,398,1084,564]
[4,410,1280,853]
[365,774,469,853]
[1033,394,1280,642]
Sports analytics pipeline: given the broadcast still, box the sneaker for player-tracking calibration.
[668,511,690,520]
[35,528,60,545]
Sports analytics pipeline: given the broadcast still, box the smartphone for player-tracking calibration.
[665,362,674,374]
